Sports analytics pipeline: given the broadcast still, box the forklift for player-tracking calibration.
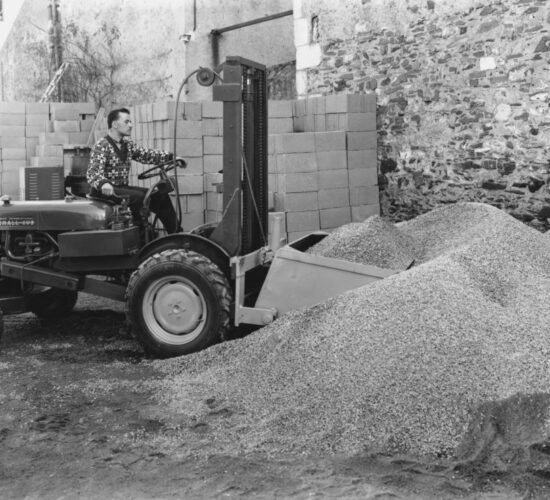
[0,57,396,357]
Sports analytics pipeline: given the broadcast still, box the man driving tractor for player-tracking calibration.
[87,107,185,233]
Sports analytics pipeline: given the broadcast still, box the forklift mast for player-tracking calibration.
[209,56,269,257]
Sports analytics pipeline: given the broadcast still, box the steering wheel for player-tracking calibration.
[138,161,175,180]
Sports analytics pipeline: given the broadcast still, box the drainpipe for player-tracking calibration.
[210,10,293,69]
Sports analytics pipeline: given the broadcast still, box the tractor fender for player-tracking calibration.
[138,234,231,280]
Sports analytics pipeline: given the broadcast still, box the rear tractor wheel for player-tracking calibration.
[125,249,232,358]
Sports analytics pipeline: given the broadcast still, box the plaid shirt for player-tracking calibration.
[87,136,173,189]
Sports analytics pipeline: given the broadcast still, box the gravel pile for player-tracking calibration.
[154,202,550,459]
[307,215,418,270]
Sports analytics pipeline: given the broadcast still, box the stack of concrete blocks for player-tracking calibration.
[38,102,96,173]
[0,101,96,199]
[268,93,378,242]
[0,102,28,199]
[126,100,212,231]
[79,93,378,239]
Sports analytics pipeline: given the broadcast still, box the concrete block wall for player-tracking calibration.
[0,101,96,199]
[0,95,379,241]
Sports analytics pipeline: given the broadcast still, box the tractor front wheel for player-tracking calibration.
[125,249,232,358]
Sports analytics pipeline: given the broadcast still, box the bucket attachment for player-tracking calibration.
[254,232,400,317]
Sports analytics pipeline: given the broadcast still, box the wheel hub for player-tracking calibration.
[149,280,204,336]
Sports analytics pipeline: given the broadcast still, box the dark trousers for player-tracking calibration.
[90,185,180,234]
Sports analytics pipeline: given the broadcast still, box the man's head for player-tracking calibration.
[108,108,132,138]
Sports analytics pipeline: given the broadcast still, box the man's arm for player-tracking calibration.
[128,141,173,165]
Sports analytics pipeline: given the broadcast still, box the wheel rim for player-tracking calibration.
[142,275,207,345]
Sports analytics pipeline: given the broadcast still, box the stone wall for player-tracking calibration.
[298,0,550,230]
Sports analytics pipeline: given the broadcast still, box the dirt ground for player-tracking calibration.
[0,294,548,499]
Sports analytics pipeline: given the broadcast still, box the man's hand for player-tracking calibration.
[175,157,187,169]
[101,182,115,196]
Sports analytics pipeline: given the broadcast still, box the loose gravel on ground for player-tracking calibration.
[153,202,550,459]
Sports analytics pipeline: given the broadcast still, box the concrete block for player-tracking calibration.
[287,230,315,243]
[201,118,222,137]
[318,169,349,189]
[320,207,351,229]
[152,101,172,121]
[286,210,320,232]
[168,119,203,139]
[325,113,343,131]
[182,102,202,121]
[310,96,326,114]
[3,159,27,171]
[35,144,63,158]
[268,100,294,118]
[316,150,347,170]
[30,156,63,168]
[26,138,39,156]
[176,174,204,195]
[349,186,379,206]
[314,131,346,152]
[0,125,25,137]
[204,173,223,192]
[206,192,223,211]
[68,132,89,145]
[26,125,46,137]
[175,138,203,157]
[180,157,203,175]
[202,101,223,118]
[268,135,276,155]
[26,114,50,127]
[80,119,94,132]
[1,169,21,197]
[347,131,377,150]
[25,102,50,114]
[293,99,305,117]
[274,132,315,153]
[340,112,376,132]
[181,211,205,230]
[351,203,380,222]
[0,114,25,126]
[318,188,350,209]
[50,104,80,121]
[2,148,27,160]
[39,132,70,145]
[325,94,376,114]
[203,154,223,173]
[347,149,377,170]
[282,191,318,212]
[348,167,378,187]
[276,152,317,173]
[279,172,318,193]
[1,137,26,148]
[268,154,277,174]
[269,118,294,134]
[0,102,25,114]
[205,210,222,224]
[186,194,205,212]
[314,114,326,132]
[53,120,80,133]
[203,136,223,155]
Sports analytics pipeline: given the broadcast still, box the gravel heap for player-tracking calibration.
[155,202,550,459]
[307,215,418,270]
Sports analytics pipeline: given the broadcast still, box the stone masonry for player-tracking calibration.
[297,0,550,230]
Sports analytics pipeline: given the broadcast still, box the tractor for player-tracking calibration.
[0,57,395,358]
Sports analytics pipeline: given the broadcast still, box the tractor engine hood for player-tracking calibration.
[0,199,113,231]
